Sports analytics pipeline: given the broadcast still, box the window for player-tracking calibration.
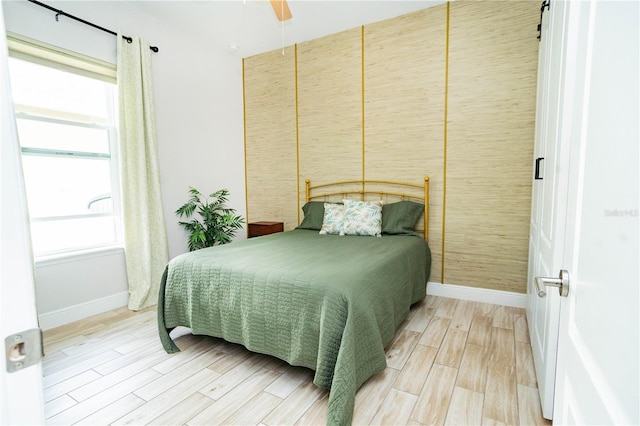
[8,47,121,257]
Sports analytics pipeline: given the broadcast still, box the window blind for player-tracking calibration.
[6,32,116,83]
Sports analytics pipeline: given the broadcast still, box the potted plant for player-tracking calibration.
[176,187,245,251]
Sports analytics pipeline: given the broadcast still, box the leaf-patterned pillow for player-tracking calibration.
[341,199,382,237]
[319,203,345,235]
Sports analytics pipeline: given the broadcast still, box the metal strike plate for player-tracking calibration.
[5,328,43,373]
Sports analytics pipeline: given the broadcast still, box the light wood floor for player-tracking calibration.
[42,295,551,425]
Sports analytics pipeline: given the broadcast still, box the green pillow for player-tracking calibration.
[296,201,325,230]
[382,201,424,235]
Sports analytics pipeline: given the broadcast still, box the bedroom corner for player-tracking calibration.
[3,0,246,328]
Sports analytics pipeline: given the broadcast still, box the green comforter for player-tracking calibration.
[158,229,430,425]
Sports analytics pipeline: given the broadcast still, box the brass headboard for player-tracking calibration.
[304,177,430,240]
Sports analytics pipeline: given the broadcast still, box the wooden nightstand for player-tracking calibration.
[248,221,284,238]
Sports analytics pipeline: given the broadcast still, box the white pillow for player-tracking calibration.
[341,199,382,237]
[319,203,345,235]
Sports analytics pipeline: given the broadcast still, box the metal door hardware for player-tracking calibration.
[535,269,570,297]
[535,157,545,180]
[537,0,551,41]
[5,328,43,373]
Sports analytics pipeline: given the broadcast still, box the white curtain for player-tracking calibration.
[117,35,169,311]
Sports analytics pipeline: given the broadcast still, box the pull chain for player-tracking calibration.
[281,1,285,56]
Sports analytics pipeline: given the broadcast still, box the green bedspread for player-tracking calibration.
[158,229,431,425]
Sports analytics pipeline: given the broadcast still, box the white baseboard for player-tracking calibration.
[427,282,527,308]
[38,291,129,330]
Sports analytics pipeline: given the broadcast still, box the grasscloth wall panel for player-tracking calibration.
[364,5,447,283]
[445,1,539,292]
[243,2,539,294]
[244,47,298,230]
[297,28,363,209]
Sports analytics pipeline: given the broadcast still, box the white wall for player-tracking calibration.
[3,0,246,326]
[35,249,129,329]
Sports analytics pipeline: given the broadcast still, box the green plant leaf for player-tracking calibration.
[177,186,245,251]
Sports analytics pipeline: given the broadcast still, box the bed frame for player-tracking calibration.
[304,177,430,240]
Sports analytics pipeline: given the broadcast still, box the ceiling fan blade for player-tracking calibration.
[269,0,292,21]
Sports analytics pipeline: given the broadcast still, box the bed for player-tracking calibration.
[157,178,432,425]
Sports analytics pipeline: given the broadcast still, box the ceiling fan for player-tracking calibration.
[269,0,292,21]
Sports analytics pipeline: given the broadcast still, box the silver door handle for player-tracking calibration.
[535,269,570,298]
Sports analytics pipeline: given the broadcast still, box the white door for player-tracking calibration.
[0,5,45,424]
[526,0,570,418]
[552,0,639,423]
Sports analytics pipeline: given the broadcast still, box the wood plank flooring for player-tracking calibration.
[42,295,551,425]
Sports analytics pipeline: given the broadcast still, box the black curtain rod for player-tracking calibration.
[27,0,159,53]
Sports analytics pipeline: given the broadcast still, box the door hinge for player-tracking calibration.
[5,328,43,373]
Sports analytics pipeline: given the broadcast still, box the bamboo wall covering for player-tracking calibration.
[445,1,539,292]
[363,5,447,283]
[297,28,364,210]
[244,46,298,230]
[243,1,539,294]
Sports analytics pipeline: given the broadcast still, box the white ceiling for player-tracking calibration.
[128,0,443,58]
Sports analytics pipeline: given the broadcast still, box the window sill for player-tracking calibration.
[35,245,124,267]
